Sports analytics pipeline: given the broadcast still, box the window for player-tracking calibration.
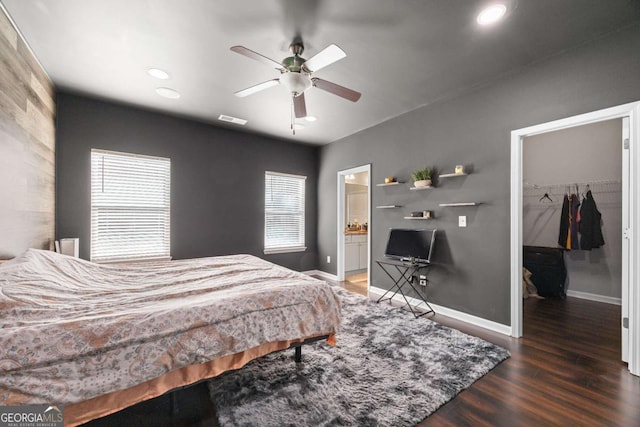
[264,171,306,254]
[91,149,170,262]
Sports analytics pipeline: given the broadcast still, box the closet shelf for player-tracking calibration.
[438,202,480,207]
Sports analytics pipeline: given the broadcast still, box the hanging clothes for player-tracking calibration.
[569,193,580,249]
[558,194,570,249]
[579,190,605,250]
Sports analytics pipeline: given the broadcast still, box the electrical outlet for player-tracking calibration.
[458,215,467,227]
[326,255,331,264]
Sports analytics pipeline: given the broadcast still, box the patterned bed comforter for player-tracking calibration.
[0,249,341,406]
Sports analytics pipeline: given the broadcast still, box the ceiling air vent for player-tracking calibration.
[218,114,247,125]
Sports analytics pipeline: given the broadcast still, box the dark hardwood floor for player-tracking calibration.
[83,279,640,426]
[418,296,639,426]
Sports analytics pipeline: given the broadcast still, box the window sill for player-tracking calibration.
[264,246,307,255]
[93,256,172,264]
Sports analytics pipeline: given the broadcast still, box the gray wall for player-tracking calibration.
[56,93,319,271]
[318,23,640,325]
[523,119,622,299]
[0,7,55,258]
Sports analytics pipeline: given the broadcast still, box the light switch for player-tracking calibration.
[458,216,467,227]
[326,255,331,264]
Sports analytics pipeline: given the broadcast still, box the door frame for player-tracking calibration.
[337,164,371,283]
[510,101,640,376]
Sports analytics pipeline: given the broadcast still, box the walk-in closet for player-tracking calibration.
[522,118,624,361]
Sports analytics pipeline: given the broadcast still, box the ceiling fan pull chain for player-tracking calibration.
[290,97,295,135]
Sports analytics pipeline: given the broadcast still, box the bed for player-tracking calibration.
[0,249,341,426]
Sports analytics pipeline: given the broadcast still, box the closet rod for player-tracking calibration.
[523,179,621,195]
[523,179,621,189]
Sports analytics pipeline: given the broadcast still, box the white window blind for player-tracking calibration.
[91,149,170,262]
[264,171,306,254]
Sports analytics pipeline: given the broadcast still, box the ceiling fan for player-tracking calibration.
[230,39,361,132]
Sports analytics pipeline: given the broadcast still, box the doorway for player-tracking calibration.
[521,119,623,362]
[337,165,371,295]
[510,101,640,376]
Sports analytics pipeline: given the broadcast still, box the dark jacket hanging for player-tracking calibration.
[579,190,605,250]
[558,194,570,249]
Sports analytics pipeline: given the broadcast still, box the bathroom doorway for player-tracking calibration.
[337,165,371,295]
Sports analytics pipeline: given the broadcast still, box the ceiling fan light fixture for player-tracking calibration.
[477,4,507,26]
[304,115,317,122]
[280,72,312,96]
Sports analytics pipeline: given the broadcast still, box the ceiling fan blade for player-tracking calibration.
[230,46,285,71]
[293,92,307,118]
[302,44,346,73]
[312,78,361,102]
[234,79,280,97]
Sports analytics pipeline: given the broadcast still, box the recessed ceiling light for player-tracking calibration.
[304,116,317,122]
[218,114,248,125]
[155,87,180,99]
[477,4,507,26]
[147,68,170,79]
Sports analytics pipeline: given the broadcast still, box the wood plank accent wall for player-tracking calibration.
[0,7,55,258]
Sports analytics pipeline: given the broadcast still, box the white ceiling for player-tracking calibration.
[2,0,639,145]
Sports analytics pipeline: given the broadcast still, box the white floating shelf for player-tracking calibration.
[404,217,433,220]
[438,202,480,207]
[376,181,404,187]
[409,186,433,191]
[439,172,468,178]
[376,205,402,209]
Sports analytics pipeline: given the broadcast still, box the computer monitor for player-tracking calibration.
[384,228,436,264]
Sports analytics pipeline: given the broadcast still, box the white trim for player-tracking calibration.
[92,148,170,162]
[369,286,511,336]
[511,100,640,376]
[264,246,307,255]
[264,170,308,180]
[303,270,339,281]
[510,130,524,338]
[337,165,371,283]
[630,103,640,376]
[566,290,622,306]
[97,256,172,264]
[622,116,631,363]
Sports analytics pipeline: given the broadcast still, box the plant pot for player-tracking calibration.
[414,179,432,188]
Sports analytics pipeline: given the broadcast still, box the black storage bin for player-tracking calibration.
[523,246,567,298]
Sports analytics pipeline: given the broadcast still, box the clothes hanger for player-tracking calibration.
[539,192,553,203]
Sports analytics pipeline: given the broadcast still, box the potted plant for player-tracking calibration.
[411,167,432,188]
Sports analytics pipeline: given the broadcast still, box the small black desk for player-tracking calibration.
[375,258,435,318]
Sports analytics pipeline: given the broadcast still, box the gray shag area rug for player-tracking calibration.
[208,286,510,426]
